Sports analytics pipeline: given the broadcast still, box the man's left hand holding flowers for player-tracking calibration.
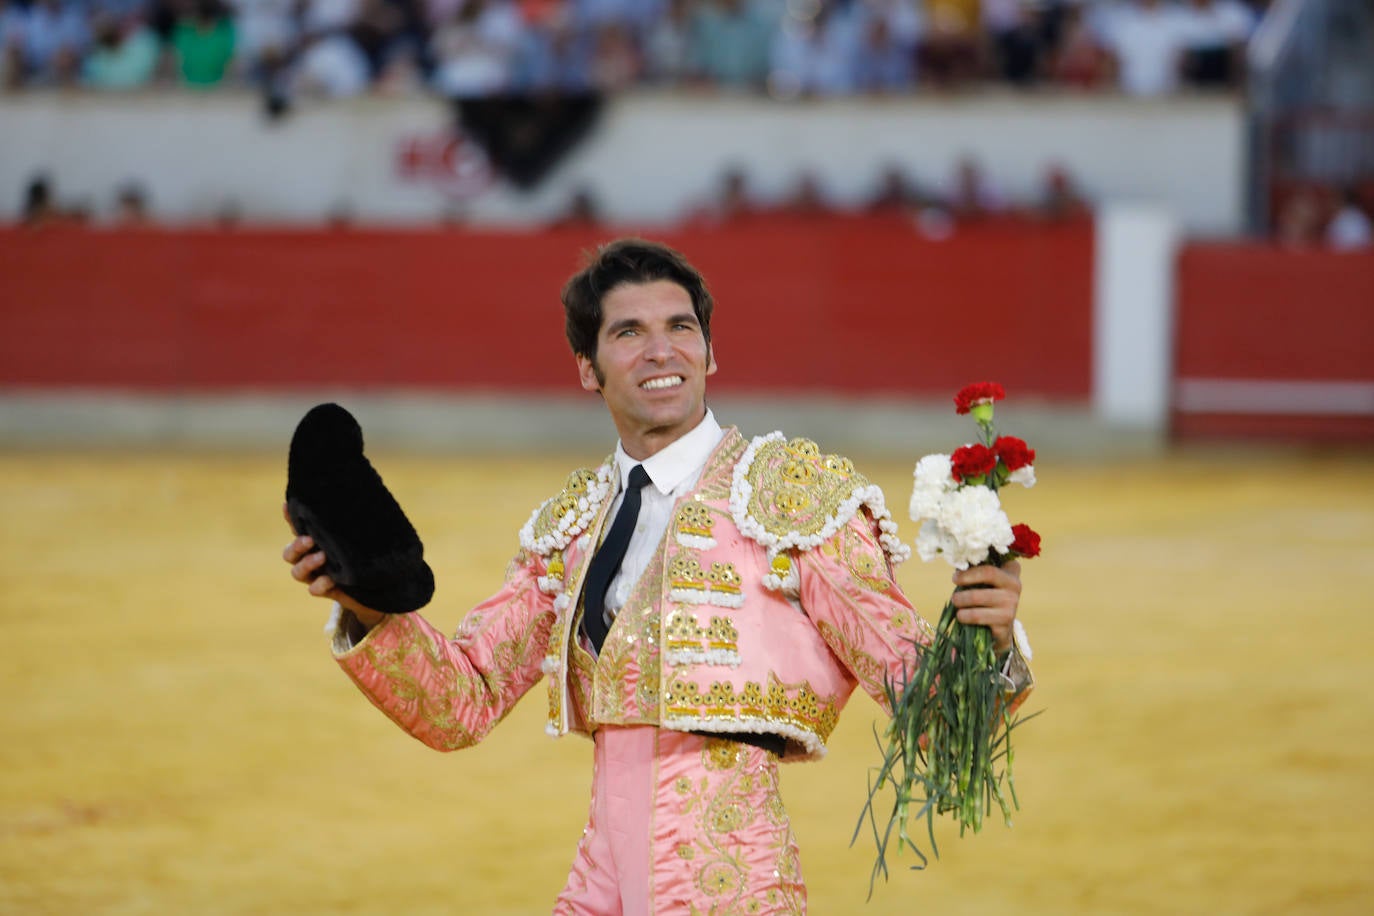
[948,560,1023,656]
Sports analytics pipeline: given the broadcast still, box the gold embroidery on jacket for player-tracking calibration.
[814,618,887,709]
[670,555,709,597]
[664,608,741,666]
[835,521,894,592]
[547,429,757,736]
[675,501,718,549]
[530,469,600,543]
[669,554,747,611]
[696,434,748,502]
[706,562,743,597]
[566,638,596,728]
[363,594,547,751]
[590,526,669,725]
[594,637,634,722]
[664,673,840,743]
[547,670,563,733]
[807,538,930,715]
[743,437,869,541]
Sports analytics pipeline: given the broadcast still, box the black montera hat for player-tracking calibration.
[285,403,434,614]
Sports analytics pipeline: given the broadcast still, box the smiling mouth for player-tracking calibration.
[641,376,684,390]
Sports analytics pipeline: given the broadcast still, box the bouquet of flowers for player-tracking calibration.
[855,382,1041,893]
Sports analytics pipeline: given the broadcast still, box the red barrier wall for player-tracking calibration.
[1172,243,1374,443]
[0,218,1093,399]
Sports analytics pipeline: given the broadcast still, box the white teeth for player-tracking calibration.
[641,376,684,390]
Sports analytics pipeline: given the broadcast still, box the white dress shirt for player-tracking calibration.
[600,410,725,623]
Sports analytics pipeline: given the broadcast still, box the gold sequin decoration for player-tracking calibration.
[664,609,740,656]
[781,459,816,485]
[664,674,840,744]
[670,556,746,610]
[705,562,743,596]
[530,468,600,544]
[744,437,872,542]
[705,616,737,651]
[676,502,716,540]
[670,555,709,593]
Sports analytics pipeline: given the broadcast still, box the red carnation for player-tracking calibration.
[951,443,997,482]
[1010,523,1041,558]
[953,382,1005,415]
[994,435,1036,471]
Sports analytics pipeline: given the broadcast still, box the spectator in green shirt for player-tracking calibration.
[687,0,777,90]
[173,0,235,87]
[84,16,160,89]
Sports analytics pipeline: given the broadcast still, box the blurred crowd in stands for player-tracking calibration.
[1273,181,1374,251]
[12,0,1370,247]
[16,153,1098,229]
[1,0,1270,99]
[549,155,1096,231]
[20,149,1371,251]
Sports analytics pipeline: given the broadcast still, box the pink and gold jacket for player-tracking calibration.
[330,429,1033,761]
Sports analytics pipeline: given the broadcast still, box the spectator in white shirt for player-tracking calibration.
[1178,0,1254,88]
[17,0,90,84]
[292,28,372,96]
[1101,0,1191,96]
[228,0,298,80]
[1326,186,1373,251]
[429,0,523,96]
[769,0,864,98]
[303,0,361,34]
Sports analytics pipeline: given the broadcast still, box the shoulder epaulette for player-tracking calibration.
[518,462,614,557]
[729,433,910,566]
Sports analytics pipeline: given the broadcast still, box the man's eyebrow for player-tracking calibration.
[668,312,701,326]
[603,316,644,336]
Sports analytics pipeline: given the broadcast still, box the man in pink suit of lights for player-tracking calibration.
[283,238,1032,914]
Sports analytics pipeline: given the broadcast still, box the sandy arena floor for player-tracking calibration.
[2,446,1372,914]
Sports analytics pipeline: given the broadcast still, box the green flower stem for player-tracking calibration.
[855,559,1029,895]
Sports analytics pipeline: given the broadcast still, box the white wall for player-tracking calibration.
[0,89,1246,234]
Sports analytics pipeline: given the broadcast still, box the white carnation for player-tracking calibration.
[937,486,1014,569]
[914,518,959,564]
[1008,464,1036,488]
[909,453,956,521]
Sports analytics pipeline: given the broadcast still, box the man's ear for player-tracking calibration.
[706,344,718,377]
[577,353,601,392]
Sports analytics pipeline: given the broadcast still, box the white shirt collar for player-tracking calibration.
[614,409,724,497]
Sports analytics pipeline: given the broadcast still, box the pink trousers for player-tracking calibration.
[553,726,806,915]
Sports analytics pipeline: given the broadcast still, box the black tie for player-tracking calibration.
[582,464,651,653]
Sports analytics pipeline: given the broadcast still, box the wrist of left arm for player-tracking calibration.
[996,620,1034,693]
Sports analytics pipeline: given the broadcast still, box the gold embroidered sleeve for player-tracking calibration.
[335,554,557,751]
[795,511,931,714]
